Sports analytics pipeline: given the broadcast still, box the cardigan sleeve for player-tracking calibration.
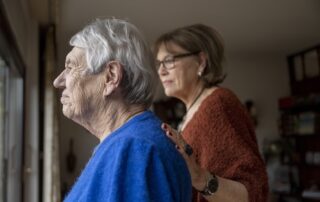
[182,88,269,202]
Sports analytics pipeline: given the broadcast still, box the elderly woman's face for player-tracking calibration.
[157,43,201,99]
[53,47,104,121]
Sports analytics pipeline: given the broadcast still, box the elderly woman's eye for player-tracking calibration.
[65,66,72,72]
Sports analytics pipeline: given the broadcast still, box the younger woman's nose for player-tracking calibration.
[158,64,169,76]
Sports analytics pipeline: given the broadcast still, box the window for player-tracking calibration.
[0,57,7,202]
[0,56,24,202]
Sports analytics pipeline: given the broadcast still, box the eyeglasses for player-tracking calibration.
[156,51,200,70]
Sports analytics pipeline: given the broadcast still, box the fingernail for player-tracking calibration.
[162,123,167,129]
[168,131,172,136]
[175,145,180,150]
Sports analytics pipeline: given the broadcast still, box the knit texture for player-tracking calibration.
[64,111,192,202]
[182,88,268,202]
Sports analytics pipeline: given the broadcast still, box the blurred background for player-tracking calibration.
[0,0,320,201]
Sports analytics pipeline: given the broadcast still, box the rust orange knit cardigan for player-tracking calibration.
[182,88,269,202]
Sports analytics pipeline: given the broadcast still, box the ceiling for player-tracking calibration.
[29,0,320,59]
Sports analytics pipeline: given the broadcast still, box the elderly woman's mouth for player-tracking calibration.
[60,96,68,104]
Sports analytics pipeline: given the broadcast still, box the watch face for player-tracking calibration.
[208,176,218,193]
[199,175,219,196]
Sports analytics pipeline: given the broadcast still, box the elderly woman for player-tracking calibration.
[154,24,268,202]
[53,18,192,202]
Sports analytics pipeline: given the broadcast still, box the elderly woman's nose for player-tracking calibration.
[53,71,66,88]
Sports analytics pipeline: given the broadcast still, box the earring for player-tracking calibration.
[198,71,202,77]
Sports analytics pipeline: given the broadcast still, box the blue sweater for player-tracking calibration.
[64,111,192,202]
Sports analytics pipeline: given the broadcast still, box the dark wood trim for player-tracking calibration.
[317,48,320,74]
[38,25,46,202]
[38,24,57,201]
[287,56,296,95]
[288,44,320,58]
[301,54,306,80]
[0,0,26,78]
[287,45,320,96]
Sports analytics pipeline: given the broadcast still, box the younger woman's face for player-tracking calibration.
[156,43,202,100]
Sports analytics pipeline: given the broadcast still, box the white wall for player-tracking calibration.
[58,115,98,195]
[223,52,290,150]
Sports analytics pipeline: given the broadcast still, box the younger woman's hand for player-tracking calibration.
[161,123,207,191]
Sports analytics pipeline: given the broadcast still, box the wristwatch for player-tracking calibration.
[199,173,219,196]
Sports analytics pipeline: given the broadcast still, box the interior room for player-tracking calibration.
[0,0,319,201]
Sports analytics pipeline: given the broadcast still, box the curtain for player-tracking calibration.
[43,26,61,202]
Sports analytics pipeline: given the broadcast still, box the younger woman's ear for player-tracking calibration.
[198,52,207,72]
[102,61,123,97]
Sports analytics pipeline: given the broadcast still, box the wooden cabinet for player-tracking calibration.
[276,44,320,202]
[278,95,320,200]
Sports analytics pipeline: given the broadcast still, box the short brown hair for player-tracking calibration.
[154,24,226,86]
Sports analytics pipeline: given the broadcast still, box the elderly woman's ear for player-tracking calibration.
[102,61,124,97]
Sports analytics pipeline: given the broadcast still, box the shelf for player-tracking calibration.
[273,191,302,199]
[302,191,320,201]
[281,162,320,168]
[277,45,320,202]
[279,105,320,114]
[281,134,320,138]
[274,191,320,201]
[298,164,320,169]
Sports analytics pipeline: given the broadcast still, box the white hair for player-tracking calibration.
[69,18,157,107]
